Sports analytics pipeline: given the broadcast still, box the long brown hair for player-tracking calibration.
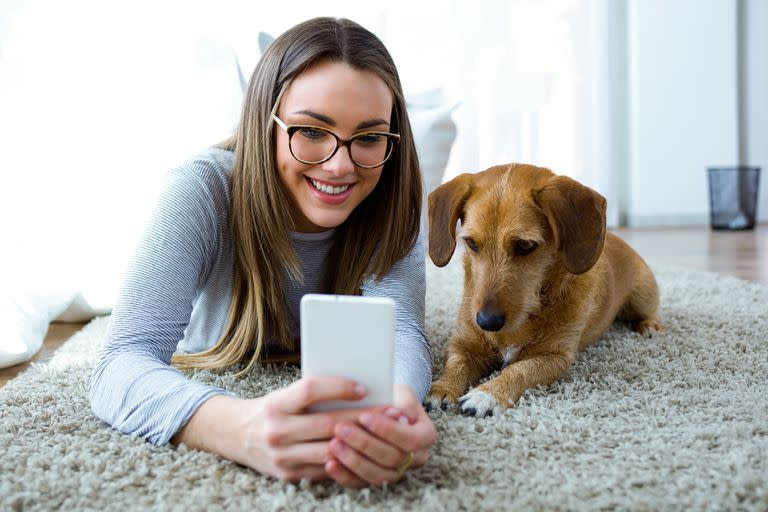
[173,17,422,375]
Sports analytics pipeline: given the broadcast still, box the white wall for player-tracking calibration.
[626,0,739,226]
[741,0,768,223]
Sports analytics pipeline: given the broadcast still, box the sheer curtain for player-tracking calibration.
[0,0,618,308]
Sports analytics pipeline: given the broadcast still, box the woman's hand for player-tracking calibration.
[325,383,437,487]
[173,376,381,484]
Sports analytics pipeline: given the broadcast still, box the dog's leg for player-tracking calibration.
[459,342,576,417]
[619,263,664,336]
[426,335,499,411]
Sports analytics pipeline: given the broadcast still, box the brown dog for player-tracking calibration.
[425,164,663,416]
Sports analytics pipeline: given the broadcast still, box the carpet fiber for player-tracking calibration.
[1,258,767,511]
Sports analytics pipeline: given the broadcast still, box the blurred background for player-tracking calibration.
[0,0,765,327]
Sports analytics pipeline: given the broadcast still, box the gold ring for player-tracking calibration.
[395,451,415,478]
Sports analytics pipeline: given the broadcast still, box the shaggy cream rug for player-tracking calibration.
[1,258,767,511]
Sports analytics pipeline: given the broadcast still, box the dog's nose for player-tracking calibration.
[476,310,505,331]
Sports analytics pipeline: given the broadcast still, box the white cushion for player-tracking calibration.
[0,285,78,368]
[406,89,458,195]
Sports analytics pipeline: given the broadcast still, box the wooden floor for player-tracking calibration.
[1,223,766,389]
[612,223,768,285]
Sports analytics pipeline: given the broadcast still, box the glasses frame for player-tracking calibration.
[272,114,400,169]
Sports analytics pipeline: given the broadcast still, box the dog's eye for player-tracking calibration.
[463,237,479,253]
[514,240,538,256]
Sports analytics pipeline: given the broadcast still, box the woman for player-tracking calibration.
[88,17,436,487]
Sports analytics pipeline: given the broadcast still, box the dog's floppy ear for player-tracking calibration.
[427,173,475,267]
[533,176,607,274]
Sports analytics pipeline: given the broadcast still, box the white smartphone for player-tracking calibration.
[300,294,395,412]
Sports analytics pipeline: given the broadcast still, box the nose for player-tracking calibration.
[322,144,356,177]
[476,309,505,332]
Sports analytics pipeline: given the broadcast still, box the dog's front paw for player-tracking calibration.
[633,318,664,337]
[424,381,464,412]
[458,389,500,418]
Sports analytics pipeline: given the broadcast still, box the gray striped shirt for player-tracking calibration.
[88,147,431,446]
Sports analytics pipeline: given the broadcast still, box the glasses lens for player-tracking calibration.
[290,127,337,164]
[350,134,394,168]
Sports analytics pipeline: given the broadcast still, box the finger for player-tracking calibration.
[272,441,331,467]
[325,405,390,423]
[271,413,336,444]
[392,384,421,423]
[409,449,431,468]
[273,406,390,445]
[325,459,367,488]
[396,401,423,424]
[383,407,415,425]
[358,412,436,455]
[276,464,329,483]
[333,421,404,469]
[276,377,367,413]
[329,438,398,486]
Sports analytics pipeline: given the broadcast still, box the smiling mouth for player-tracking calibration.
[307,177,352,196]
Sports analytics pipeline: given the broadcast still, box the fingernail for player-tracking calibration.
[360,413,374,427]
[338,425,352,438]
[334,441,348,455]
[355,384,367,396]
[384,408,399,418]
[398,415,409,425]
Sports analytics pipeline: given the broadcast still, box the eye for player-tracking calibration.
[513,239,538,256]
[297,127,328,140]
[354,133,385,146]
[463,237,479,253]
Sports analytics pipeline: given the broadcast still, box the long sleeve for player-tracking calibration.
[362,233,431,401]
[88,156,233,446]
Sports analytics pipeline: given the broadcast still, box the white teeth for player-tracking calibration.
[310,179,350,195]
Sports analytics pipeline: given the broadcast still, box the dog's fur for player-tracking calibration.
[425,164,663,416]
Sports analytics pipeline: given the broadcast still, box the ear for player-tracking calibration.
[427,173,475,267]
[533,176,607,274]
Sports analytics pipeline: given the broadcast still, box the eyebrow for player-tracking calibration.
[292,110,390,131]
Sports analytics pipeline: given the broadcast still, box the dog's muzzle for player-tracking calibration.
[476,309,505,331]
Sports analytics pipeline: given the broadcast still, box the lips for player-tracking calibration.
[308,178,351,195]
[305,176,355,204]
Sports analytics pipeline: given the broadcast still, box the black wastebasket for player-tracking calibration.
[707,166,761,230]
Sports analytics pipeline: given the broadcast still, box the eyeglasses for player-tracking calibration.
[272,114,400,169]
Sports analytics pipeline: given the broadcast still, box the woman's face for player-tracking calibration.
[275,60,394,233]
